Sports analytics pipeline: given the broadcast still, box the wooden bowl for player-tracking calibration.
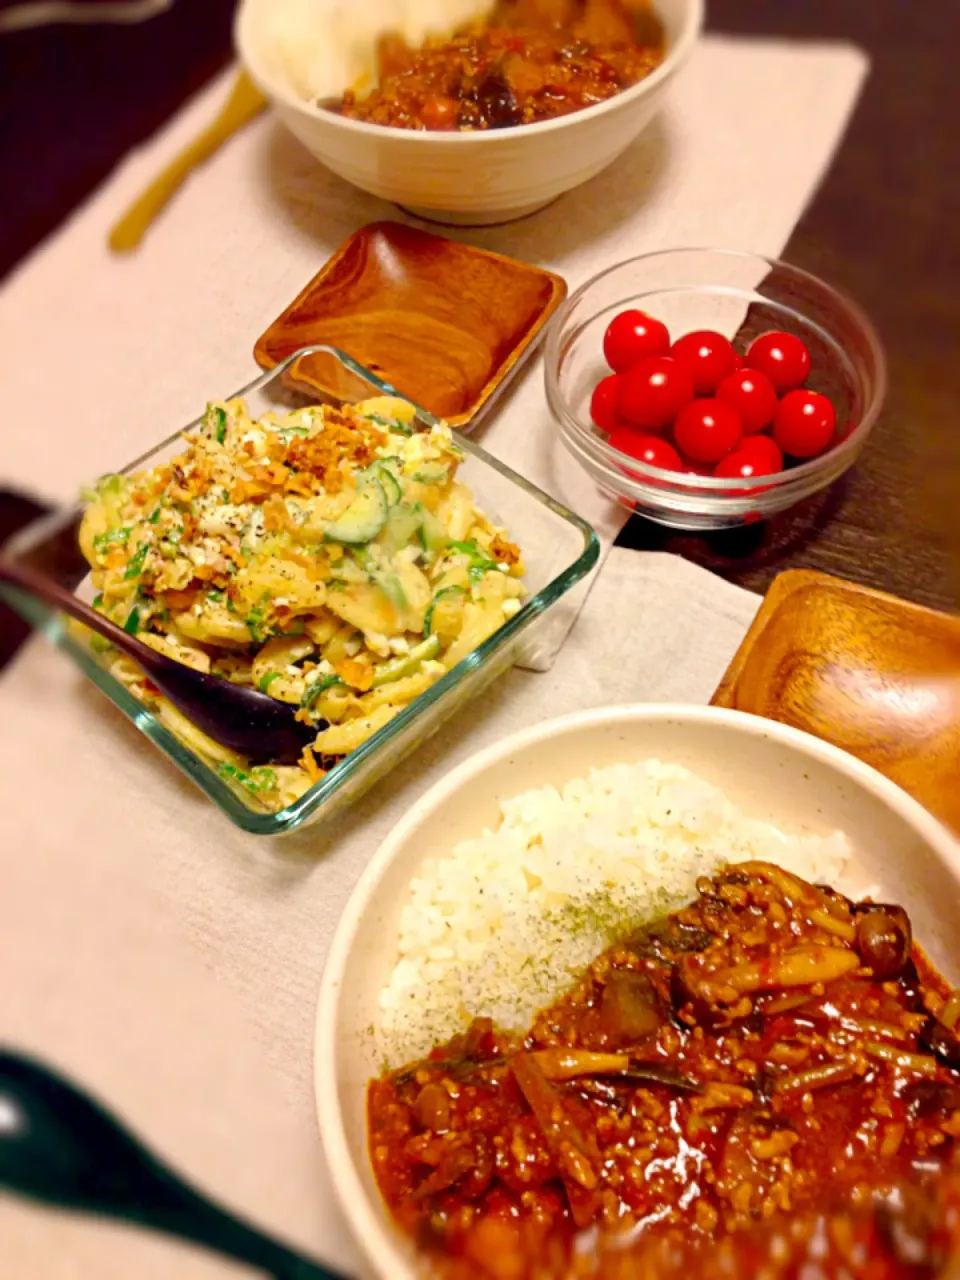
[254,221,567,429]
[712,570,960,832]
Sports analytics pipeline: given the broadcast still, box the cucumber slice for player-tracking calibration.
[374,463,402,506]
[375,572,409,612]
[381,502,422,553]
[412,462,451,485]
[366,413,414,437]
[371,634,442,688]
[324,478,388,545]
[356,457,403,505]
[418,507,449,554]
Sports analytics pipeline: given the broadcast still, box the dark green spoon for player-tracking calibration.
[0,1049,347,1279]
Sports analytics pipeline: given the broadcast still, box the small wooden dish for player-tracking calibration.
[712,570,960,832]
[254,221,567,430]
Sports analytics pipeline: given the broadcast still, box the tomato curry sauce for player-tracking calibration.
[367,863,960,1278]
[334,0,665,132]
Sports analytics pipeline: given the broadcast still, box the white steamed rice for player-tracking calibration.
[378,759,851,1065]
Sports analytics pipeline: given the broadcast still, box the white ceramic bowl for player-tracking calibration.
[235,0,703,225]
[316,703,960,1280]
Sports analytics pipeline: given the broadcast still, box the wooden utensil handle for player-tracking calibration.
[108,127,232,253]
[0,557,145,667]
[108,73,266,253]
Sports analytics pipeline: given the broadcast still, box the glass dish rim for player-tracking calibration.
[3,346,600,836]
[543,247,888,506]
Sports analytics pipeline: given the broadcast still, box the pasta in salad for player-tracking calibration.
[78,395,525,810]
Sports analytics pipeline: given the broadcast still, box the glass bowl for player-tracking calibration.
[0,348,599,836]
[544,248,887,530]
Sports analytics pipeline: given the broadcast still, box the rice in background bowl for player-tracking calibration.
[235,0,704,224]
[315,704,960,1280]
[246,0,489,103]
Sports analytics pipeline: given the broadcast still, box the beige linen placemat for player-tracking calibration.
[0,31,866,1278]
[1,37,867,555]
[1,551,760,1278]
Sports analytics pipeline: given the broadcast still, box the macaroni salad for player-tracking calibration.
[78,395,525,809]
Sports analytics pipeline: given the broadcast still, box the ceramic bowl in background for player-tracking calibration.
[315,703,960,1280]
[545,249,888,530]
[234,0,703,225]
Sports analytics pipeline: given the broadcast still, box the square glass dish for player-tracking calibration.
[0,348,599,836]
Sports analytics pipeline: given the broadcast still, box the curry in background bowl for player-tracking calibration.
[335,0,666,131]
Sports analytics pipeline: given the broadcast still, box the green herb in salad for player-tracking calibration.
[300,673,343,711]
[123,543,150,580]
[367,413,414,437]
[246,592,271,643]
[449,539,484,558]
[449,539,498,584]
[92,527,132,555]
[216,763,279,795]
[205,403,228,444]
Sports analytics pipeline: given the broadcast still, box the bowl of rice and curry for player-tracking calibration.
[236,0,702,223]
[317,704,960,1280]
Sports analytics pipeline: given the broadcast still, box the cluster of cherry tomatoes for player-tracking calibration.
[590,310,838,483]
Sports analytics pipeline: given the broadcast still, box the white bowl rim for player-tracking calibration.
[235,0,704,143]
[315,701,960,1280]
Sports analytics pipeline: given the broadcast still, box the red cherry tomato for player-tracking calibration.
[603,310,670,374]
[715,368,778,434]
[608,426,682,472]
[590,374,621,433]
[714,436,784,479]
[745,331,811,393]
[618,356,694,431]
[670,330,739,395]
[674,398,743,464]
[738,434,784,472]
[773,389,836,458]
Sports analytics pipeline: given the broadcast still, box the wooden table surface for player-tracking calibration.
[618,0,959,614]
[0,0,956,677]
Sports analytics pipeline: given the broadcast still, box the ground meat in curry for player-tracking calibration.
[334,0,665,132]
[367,862,960,1278]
